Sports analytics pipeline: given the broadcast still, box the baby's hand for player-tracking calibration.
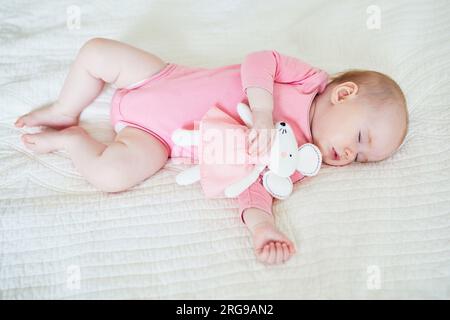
[247,109,275,158]
[251,222,296,265]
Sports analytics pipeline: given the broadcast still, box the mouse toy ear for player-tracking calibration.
[262,171,293,200]
[296,143,322,176]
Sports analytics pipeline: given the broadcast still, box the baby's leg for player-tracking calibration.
[22,126,169,192]
[15,38,167,128]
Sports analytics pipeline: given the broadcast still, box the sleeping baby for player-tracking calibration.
[15,38,409,265]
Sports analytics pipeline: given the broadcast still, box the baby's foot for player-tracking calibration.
[21,128,63,154]
[15,102,78,129]
[251,222,296,265]
[21,126,86,154]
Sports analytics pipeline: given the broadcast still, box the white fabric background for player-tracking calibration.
[0,0,449,299]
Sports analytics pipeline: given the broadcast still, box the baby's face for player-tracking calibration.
[310,83,406,166]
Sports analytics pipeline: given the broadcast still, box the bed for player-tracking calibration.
[1,0,449,299]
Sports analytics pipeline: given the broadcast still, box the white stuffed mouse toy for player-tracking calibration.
[171,102,322,199]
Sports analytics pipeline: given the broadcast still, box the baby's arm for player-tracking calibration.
[238,179,296,265]
[245,87,274,157]
[241,50,328,156]
[243,207,296,265]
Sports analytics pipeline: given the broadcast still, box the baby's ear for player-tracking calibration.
[296,143,322,176]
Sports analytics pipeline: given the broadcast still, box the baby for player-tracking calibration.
[15,38,408,265]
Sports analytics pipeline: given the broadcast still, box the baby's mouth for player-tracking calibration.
[332,147,340,161]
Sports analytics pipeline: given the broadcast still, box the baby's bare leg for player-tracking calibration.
[22,126,169,192]
[15,38,167,128]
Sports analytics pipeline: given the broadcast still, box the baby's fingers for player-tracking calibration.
[282,243,291,262]
[248,138,258,155]
[288,242,296,254]
[256,244,270,263]
[275,242,284,264]
[281,238,296,254]
[249,134,271,157]
[257,131,273,156]
[248,128,257,143]
[267,243,277,265]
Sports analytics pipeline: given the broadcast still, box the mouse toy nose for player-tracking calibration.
[280,122,286,126]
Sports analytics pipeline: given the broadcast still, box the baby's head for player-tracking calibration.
[310,70,408,166]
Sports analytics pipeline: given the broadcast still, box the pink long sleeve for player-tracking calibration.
[238,177,273,224]
[240,50,328,96]
[238,50,325,225]
[237,171,306,224]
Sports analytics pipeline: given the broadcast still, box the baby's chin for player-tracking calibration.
[321,156,335,166]
[322,159,343,166]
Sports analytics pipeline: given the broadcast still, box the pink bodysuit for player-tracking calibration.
[110,50,329,223]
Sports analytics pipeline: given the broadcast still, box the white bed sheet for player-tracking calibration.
[0,0,449,299]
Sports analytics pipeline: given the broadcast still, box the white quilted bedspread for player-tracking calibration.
[1,0,449,299]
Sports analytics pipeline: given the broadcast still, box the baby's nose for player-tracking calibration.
[344,147,354,160]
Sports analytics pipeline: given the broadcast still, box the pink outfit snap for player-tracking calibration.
[110,50,329,223]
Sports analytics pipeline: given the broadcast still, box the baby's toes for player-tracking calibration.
[22,134,39,152]
[22,133,36,145]
[15,114,32,128]
[14,116,23,127]
[21,132,58,154]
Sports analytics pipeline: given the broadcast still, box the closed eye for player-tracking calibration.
[355,131,361,162]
